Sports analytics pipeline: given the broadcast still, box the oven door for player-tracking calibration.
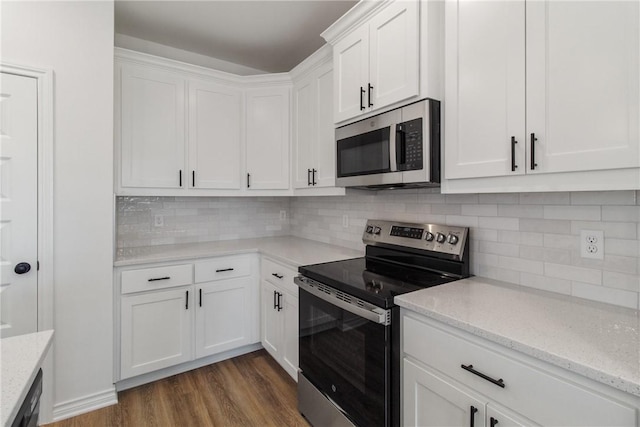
[297,282,391,427]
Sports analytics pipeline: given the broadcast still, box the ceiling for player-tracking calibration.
[114,1,358,73]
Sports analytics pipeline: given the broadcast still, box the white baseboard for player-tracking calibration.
[52,387,118,422]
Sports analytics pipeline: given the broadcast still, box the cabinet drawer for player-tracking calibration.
[261,258,298,295]
[121,264,193,294]
[403,314,637,426]
[194,255,251,283]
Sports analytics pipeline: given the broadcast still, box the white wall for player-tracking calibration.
[1,0,116,420]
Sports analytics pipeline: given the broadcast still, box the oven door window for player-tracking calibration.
[337,127,391,177]
[299,288,389,427]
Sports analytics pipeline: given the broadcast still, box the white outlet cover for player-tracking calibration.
[154,215,164,227]
[580,230,604,260]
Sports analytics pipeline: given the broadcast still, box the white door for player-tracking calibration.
[526,0,640,174]
[0,72,38,338]
[333,25,369,123]
[444,0,526,179]
[195,278,252,358]
[245,87,290,190]
[120,64,186,188]
[314,62,337,188]
[281,291,298,381]
[120,287,192,379]
[188,79,242,189]
[403,358,486,427]
[292,77,315,189]
[260,280,281,359]
[368,0,419,111]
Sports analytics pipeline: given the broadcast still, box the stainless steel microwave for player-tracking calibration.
[336,99,440,189]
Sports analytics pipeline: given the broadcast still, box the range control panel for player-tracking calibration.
[363,220,468,260]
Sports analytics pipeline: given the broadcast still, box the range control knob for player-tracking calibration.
[373,226,382,235]
[424,232,435,242]
[366,225,374,234]
[447,234,459,245]
[436,233,446,243]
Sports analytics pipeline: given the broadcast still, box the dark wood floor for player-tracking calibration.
[45,350,309,427]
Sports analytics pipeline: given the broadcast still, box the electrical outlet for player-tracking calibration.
[279,210,287,221]
[580,230,604,260]
[154,215,164,227]
[342,214,349,228]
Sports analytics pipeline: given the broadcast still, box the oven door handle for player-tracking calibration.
[295,276,390,325]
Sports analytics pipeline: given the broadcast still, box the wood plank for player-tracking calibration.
[44,350,309,427]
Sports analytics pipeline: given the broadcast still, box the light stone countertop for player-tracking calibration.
[1,330,54,427]
[115,236,363,268]
[395,277,640,397]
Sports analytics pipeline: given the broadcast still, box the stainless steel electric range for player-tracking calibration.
[294,219,470,427]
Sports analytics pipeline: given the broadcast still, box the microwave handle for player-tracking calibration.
[396,124,406,167]
[389,125,398,172]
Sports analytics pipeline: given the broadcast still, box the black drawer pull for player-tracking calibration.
[470,406,478,427]
[272,273,284,279]
[510,136,518,171]
[461,364,505,388]
[148,276,170,282]
[530,132,538,170]
[490,417,499,427]
[215,268,234,273]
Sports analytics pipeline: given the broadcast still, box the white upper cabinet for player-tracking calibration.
[328,0,420,124]
[444,0,526,179]
[526,1,639,174]
[292,51,340,190]
[120,64,186,188]
[188,79,242,189]
[444,0,640,192]
[245,85,291,190]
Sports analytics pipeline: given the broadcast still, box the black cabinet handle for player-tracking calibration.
[307,169,312,186]
[192,170,195,187]
[185,290,189,310]
[511,136,518,172]
[490,417,499,427]
[148,276,170,282]
[360,87,365,111]
[216,268,234,273]
[368,83,373,107]
[277,292,283,311]
[14,262,31,275]
[312,169,317,186]
[273,290,278,310]
[470,406,478,427]
[461,364,505,388]
[199,288,202,307]
[179,170,182,187]
[530,133,538,170]
[272,273,284,279]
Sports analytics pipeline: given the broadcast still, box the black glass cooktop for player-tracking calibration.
[298,257,457,309]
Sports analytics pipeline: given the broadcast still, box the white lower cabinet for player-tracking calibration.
[402,311,638,427]
[121,287,193,380]
[118,255,259,381]
[260,257,299,380]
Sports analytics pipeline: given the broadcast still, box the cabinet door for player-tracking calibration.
[292,77,315,189]
[245,87,290,190]
[188,80,242,189]
[487,404,539,427]
[526,1,640,174]
[121,288,192,379]
[195,277,253,359]
[314,62,337,188]
[444,0,526,179]
[261,280,281,359]
[368,0,419,111]
[333,25,369,123]
[120,65,186,188]
[403,358,486,427]
[281,291,299,381]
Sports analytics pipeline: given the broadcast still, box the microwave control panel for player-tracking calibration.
[397,117,423,171]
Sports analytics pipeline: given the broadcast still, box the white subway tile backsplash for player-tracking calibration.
[116,190,640,309]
